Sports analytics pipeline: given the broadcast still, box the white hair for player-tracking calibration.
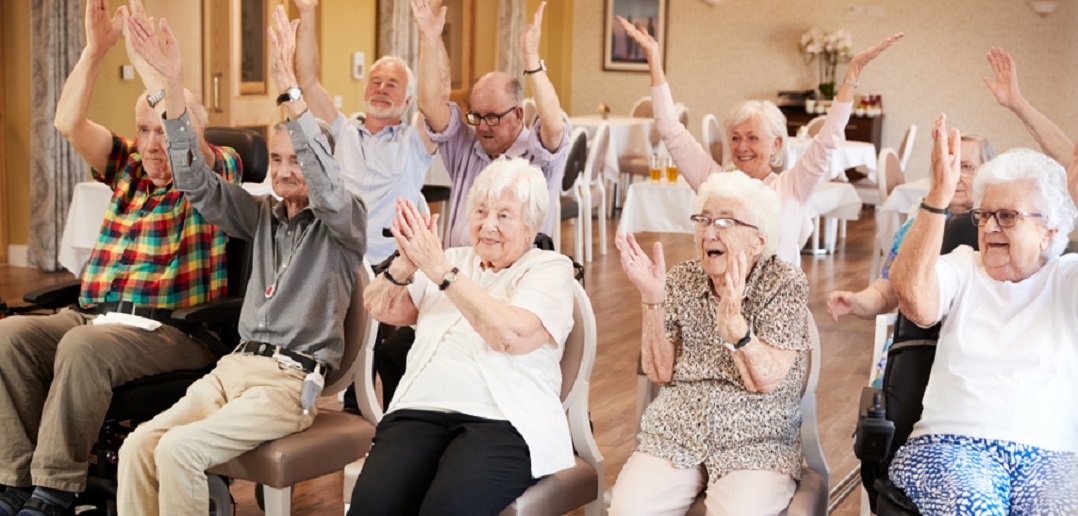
[370,55,416,104]
[972,147,1078,259]
[722,100,788,168]
[466,157,549,232]
[692,171,781,258]
[271,118,336,154]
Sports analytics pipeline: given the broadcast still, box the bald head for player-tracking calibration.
[468,72,526,158]
[471,72,523,108]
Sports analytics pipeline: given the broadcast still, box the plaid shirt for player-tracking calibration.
[78,134,242,309]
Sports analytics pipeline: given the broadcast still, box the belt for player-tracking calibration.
[82,301,177,326]
[234,341,328,375]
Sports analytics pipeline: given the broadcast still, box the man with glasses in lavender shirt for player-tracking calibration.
[411,0,568,248]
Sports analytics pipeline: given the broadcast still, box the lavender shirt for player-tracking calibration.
[426,102,569,248]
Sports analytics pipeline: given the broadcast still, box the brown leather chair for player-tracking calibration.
[206,260,379,516]
[343,281,605,516]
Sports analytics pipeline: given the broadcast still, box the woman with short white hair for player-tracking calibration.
[889,115,1078,513]
[611,172,813,514]
[617,17,902,263]
[353,157,577,515]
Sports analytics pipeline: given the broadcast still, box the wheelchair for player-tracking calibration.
[853,214,979,515]
[12,126,267,515]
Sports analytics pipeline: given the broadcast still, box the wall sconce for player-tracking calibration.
[1028,0,1060,16]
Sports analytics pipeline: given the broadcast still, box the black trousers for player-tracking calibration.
[347,409,538,516]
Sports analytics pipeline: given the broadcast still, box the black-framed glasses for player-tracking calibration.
[465,107,518,127]
[969,208,1043,228]
[689,214,758,231]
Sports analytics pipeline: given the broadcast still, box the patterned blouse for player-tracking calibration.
[636,256,811,484]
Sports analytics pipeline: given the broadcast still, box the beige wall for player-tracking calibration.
[3,0,31,248]
[319,0,377,116]
[569,1,1078,181]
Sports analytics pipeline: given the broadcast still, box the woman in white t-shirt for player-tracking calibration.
[349,157,575,515]
[889,115,1078,514]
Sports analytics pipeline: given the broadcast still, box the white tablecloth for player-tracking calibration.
[876,177,930,253]
[785,139,877,182]
[570,115,654,183]
[59,181,275,275]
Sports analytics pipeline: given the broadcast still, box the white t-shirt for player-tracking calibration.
[912,246,1078,453]
[390,247,576,477]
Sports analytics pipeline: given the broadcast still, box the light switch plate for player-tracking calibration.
[121,65,135,81]
[352,52,365,79]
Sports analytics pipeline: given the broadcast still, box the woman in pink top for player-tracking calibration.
[617,17,903,263]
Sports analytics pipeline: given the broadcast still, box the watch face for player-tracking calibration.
[445,271,457,283]
[288,87,302,101]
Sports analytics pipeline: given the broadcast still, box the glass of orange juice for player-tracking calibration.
[649,155,664,182]
[666,161,679,183]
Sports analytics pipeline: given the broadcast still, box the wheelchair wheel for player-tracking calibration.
[207,474,232,516]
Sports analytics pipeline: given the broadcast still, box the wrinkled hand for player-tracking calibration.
[125,15,182,81]
[410,0,446,40]
[521,2,546,66]
[615,233,665,304]
[827,290,857,322]
[715,250,748,341]
[983,47,1023,110]
[267,5,301,94]
[391,198,447,281]
[615,15,660,63]
[292,0,319,14]
[927,113,961,208]
[845,32,904,79]
[85,0,126,56]
[123,0,164,86]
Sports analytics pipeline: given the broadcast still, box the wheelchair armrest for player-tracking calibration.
[171,297,244,325]
[859,386,884,416]
[22,279,82,309]
[854,386,894,463]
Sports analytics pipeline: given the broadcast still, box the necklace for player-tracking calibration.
[265,218,311,298]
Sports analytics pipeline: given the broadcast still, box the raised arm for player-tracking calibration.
[984,47,1072,167]
[291,0,337,123]
[125,0,164,94]
[54,0,127,174]
[522,2,564,152]
[834,32,904,103]
[617,232,675,384]
[411,0,452,132]
[891,114,960,326]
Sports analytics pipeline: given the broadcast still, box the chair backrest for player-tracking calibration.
[700,113,724,166]
[523,97,538,128]
[204,127,269,184]
[583,123,612,187]
[561,128,589,195]
[876,148,904,205]
[803,115,828,139]
[325,261,378,400]
[800,311,830,484]
[897,125,917,171]
[559,281,597,407]
[674,102,690,130]
[629,96,653,118]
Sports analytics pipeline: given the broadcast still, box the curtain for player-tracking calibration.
[28,0,83,271]
[497,0,525,76]
[378,0,420,122]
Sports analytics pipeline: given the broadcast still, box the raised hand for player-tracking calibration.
[926,113,961,209]
[521,2,546,67]
[983,47,1023,110]
[827,290,857,322]
[125,15,182,81]
[85,0,127,57]
[123,0,164,88]
[715,250,749,341]
[267,5,300,93]
[845,32,904,80]
[615,16,660,63]
[391,198,448,280]
[292,0,319,14]
[410,0,446,40]
[616,232,666,304]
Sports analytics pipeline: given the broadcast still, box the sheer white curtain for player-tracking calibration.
[379,1,420,122]
[29,0,84,271]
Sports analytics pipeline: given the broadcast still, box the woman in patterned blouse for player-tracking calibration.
[609,172,812,515]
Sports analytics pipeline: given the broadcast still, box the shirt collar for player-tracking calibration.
[471,125,531,162]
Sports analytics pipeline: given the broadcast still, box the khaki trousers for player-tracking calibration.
[117,354,315,516]
[608,451,796,516]
[0,309,214,492]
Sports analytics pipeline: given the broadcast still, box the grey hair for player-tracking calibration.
[137,89,208,129]
[370,55,416,104]
[960,132,997,165]
[972,147,1078,259]
[271,117,336,154]
[721,100,788,168]
[692,171,781,258]
[466,156,549,233]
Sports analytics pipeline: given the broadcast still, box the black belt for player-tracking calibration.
[81,301,177,326]
[234,341,328,375]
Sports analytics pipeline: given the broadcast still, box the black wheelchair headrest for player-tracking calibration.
[562,131,588,192]
[941,212,979,254]
[204,127,268,184]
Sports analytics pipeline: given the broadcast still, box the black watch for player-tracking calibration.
[724,325,752,352]
[275,86,303,106]
[438,267,460,291]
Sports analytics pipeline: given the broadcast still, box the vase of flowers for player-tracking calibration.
[597,102,611,120]
[799,27,853,100]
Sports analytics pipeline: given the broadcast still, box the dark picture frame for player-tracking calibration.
[604,0,667,72]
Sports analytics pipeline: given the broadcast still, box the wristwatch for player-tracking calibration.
[723,325,752,353]
[146,89,166,108]
[523,60,546,75]
[438,267,460,291]
[275,86,303,106]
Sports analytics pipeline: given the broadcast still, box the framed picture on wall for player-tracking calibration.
[604,0,667,72]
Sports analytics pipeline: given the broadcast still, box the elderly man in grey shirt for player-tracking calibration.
[114,8,366,514]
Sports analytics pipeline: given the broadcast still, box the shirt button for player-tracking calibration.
[259,322,265,328]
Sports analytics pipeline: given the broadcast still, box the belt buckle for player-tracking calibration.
[117,300,136,315]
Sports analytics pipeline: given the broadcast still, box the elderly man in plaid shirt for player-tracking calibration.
[0,2,240,515]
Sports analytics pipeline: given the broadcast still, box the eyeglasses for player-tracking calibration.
[689,214,758,231]
[960,163,977,177]
[969,208,1043,228]
[465,107,518,127]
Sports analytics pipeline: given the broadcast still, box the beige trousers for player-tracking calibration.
[0,309,214,491]
[116,354,316,516]
[609,451,796,516]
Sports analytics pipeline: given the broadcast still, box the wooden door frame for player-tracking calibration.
[0,5,9,265]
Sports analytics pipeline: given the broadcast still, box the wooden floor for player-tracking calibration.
[0,207,881,515]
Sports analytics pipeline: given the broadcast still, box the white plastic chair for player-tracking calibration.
[522,97,537,128]
[581,123,612,262]
[869,149,905,283]
[797,115,829,139]
[700,113,724,167]
[859,312,898,515]
[552,128,589,261]
[897,125,917,172]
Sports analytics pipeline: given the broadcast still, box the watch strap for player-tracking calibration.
[919,201,949,215]
[523,60,546,75]
[723,324,752,352]
[147,89,166,108]
[382,269,412,287]
[438,267,460,291]
[276,86,302,106]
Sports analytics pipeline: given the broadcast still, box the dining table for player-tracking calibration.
[785,138,878,182]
